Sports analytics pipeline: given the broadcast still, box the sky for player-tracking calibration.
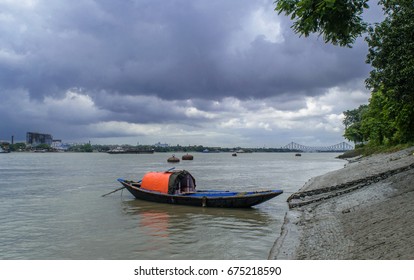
[0,0,383,148]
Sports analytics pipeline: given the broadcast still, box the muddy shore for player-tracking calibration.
[269,147,414,259]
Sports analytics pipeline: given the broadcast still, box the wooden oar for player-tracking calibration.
[101,167,176,197]
[101,180,141,197]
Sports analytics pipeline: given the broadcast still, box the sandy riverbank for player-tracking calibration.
[269,147,414,259]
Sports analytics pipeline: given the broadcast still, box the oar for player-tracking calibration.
[101,167,176,197]
[101,179,141,197]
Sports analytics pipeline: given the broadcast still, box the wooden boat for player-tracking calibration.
[117,170,283,208]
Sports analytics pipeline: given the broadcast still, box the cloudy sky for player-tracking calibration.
[0,0,381,148]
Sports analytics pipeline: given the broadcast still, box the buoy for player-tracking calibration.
[167,154,180,163]
[182,153,194,160]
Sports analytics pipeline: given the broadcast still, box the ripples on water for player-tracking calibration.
[121,200,276,259]
[0,152,344,259]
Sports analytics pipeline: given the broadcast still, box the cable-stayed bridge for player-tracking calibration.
[282,142,354,152]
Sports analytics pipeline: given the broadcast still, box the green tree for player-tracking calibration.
[79,143,93,152]
[360,89,397,145]
[36,143,52,151]
[277,0,414,145]
[343,104,368,144]
[274,0,370,47]
[67,143,94,152]
[365,0,414,143]
[10,142,27,151]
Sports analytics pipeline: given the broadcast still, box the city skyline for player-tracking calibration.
[1,131,353,152]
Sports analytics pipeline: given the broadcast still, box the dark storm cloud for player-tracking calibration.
[218,36,369,99]
[0,0,249,98]
[0,0,381,146]
[0,0,370,101]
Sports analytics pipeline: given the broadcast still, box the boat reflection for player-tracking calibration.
[120,199,277,259]
[122,199,273,224]
[139,211,170,238]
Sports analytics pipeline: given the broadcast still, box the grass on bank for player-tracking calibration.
[338,143,414,159]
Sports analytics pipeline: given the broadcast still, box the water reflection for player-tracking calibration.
[121,200,276,259]
[139,211,170,238]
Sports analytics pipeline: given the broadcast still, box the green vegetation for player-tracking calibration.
[364,0,414,145]
[9,142,27,151]
[339,142,414,158]
[343,105,368,144]
[276,0,414,153]
[67,143,94,152]
[35,144,53,151]
[275,0,369,47]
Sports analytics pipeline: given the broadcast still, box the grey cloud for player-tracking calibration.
[1,0,370,101]
[0,0,380,146]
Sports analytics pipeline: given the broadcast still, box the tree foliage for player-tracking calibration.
[365,0,414,100]
[345,0,414,145]
[274,0,370,47]
[364,0,414,144]
[360,89,397,145]
[68,143,94,152]
[343,104,368,144]
[10,142,27,151]
[276,0,414,145]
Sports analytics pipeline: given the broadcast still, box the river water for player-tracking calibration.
[0,152,344,259]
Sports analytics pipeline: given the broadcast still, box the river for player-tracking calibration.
[0,152,344,259]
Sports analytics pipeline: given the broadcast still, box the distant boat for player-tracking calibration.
[116,169,283,208]
[0,147,10,153]
[107,147,154,154]
[202,149,220,153]
[295,153,302,157]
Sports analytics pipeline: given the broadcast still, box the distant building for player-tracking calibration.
[26,132,53,147]
[154,142,169,148]
[52,139,62,146]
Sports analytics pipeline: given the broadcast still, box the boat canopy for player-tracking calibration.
[141,170,196,194]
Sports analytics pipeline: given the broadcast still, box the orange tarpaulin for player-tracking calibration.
[141,172,171,193]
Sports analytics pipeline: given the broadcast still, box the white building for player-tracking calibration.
[154,142,169,148]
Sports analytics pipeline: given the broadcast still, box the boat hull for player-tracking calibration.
[118,179,283,208]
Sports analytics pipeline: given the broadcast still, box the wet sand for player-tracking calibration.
[269,147,414,259]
